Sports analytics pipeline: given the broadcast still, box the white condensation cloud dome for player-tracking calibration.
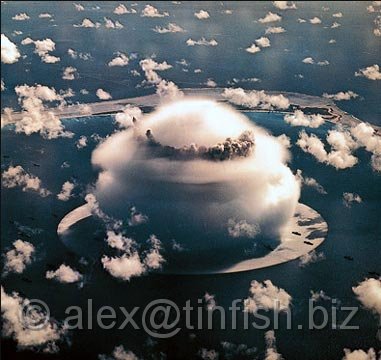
[91,99,300,243]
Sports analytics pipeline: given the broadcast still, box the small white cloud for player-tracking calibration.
[331,21,341,29]
[323,91,358,101]
[99,345,139,360]
[244,280,291,313]
[342,348,378,360]
[246,44,261,54]
[114,105,142,128]
[113,4,137,15]
[1,34,21,64]
[302,57,314,64]
[204,292,217,311]
[352,278,381,315]
[74,3,84,11]
[21,37,60,63]
[2,165,51,197]
[46,264,83,283]
[74,18,101,28]
[4,240,35,274]
[12,13,30,21]
[96,88,112,100]
[205,78,217,87]
[296,169,327,194]
[259,12,282,23]
[284,110,325,128]
[141,4,169,17]
[153,23,185,33]
[332,12,343,18]
[57,181,75,201]
[355,64,381,80]
[265,26,286,34]
[272,1,296,10]
[255,36,271,48]
[264,330,283,360]
[62,66,78,80]
[186,37,218,46]
[309,17,322,24]
[227,219,260,238]
[108,52,129,67]
[1,286,67,352]
[39,13,52,18]
[343,192,362,207]
[194,10,210,19]
[299,250,325,267]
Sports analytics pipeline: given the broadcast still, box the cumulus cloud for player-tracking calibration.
[323,91,359,101]
[333,12,343,18]
[194,10,210,19]
[296,130,359,170]
[343,192,362,207]
[139,58,172,83]
[11,84,73,138]
[310,17,322,24]
[302,57,314,64]
[186,37,218,46]
[296,169,327,194]
[156,79,183,99]
[227,219,260,238]
[265,26,286,34]
[113,4,137,15]
[96,88,112,100]
[264,330,284,360]
[39,13,52,18]
[74,3,84,11]
[310,290,331,302]
[342,348,378,360]
[259,12,282,23]
[3,240,35,274]
[244,280,291,313]
[352,278,381,316]
[67,48,91,60]
[153,23,185,33]
[12,13,30,21]
[62,66,78,80]
[101,235,164,281]
[141,5,169,17]
[284,110,325,128]
[46,264,83,283]
[108,52,129,67]
[246,44,261,54]
[91,99,300,261]
[114,105,142,129]
[1,287,67,352]
[74,18,101,28]
[331,21,341,28]
[204,292,217,311]
[1,34,21,64]
[355,64,381,80]
[57,181,75,201]
[255,36,271,48]
[104,18,124,29]
[205,78,217,87]
[2,166,51,196]
[99,345,139,360]
[273,1,296,10]
[299,250,325,267]
[223,88,290,109]
[21,37,60,63]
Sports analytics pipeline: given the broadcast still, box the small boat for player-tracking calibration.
[292,231,302,236]
[344,255,354,261]
[304,241,313,245]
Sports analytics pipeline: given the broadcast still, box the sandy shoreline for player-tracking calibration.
[4,88,381,132]
[57,203,328,274]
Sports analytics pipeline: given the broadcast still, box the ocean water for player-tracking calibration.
[1,112,380,359]
[1,1,380,125]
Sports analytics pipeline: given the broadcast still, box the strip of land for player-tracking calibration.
[4,88,381,132]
